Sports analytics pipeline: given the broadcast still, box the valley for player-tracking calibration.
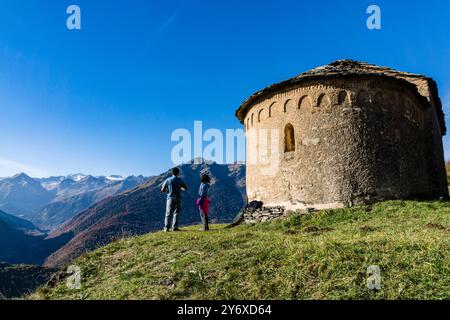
[0,161,246,298]
[0,263,56,299]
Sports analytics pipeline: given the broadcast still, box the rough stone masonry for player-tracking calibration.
[236,60,448,219]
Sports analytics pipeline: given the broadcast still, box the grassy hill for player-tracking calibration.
[31,201,449,300]
[44,162,245,268]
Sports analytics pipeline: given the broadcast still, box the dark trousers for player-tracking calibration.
[200,209,209,230]
[165,198,181,230]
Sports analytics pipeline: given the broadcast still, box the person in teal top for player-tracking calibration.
[198,173,211,231]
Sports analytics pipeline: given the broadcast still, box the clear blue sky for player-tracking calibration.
[0,0,449,177]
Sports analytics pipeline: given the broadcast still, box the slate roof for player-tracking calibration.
[235,60,446,135]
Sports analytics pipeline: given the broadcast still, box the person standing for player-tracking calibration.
[161,167,187,232]
[197,173,211,231]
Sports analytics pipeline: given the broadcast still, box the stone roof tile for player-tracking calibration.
[235,60,446,135]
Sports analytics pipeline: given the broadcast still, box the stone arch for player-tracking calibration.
[403,97,410,114]
[317,93,331,107]
[337,91,349,105]
[258,109,264,122]
[417,105,424,127]
[268,102,277,118]
[298,95,312,109]
[412,104,418,124]
[284,99,295,113]
[284,123,296,153]
[356,89,370,107]
[386,92,396,107]
[407,99,418,124]
[373,91,385,108]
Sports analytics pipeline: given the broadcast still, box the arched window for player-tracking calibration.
[357,90,370,107]
[373,92,384,108]
[338,91,348,105]
[284,123,295,153]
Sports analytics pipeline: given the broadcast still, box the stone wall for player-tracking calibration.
[242,76,447,211]
[243,206,286,224]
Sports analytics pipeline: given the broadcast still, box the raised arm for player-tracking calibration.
[161,180,168,193]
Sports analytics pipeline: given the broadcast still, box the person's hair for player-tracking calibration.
[200,173,211,183]
[172,167,180,176]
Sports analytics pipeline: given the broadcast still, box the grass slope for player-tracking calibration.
[33,201,449,300]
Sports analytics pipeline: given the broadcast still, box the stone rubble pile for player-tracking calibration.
[243,206,286,223]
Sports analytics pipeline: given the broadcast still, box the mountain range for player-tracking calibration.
[0,173,54,221]
[0,173,148,230]
[0,161,246,269]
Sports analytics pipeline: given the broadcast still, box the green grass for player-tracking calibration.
[31,200,450,300]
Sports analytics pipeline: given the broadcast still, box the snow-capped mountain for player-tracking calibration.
[0,173,149,230]
[38,174,134,192]
[0,173,54,218]
[38,176,65,191]
[66,173,88,182]
[106,175,125,181]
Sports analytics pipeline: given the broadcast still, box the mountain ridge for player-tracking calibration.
[0,172,149,230]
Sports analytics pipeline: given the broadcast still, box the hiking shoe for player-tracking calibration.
[172,228,181,232]
[163,228,169,232]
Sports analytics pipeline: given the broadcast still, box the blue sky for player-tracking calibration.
[0,0,450,177]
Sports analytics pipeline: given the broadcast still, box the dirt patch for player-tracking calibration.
[284,229,299,235]
[425,223,447,231]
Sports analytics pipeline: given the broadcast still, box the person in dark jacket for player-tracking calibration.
[161,167,187,232]
[197,173,211,231]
